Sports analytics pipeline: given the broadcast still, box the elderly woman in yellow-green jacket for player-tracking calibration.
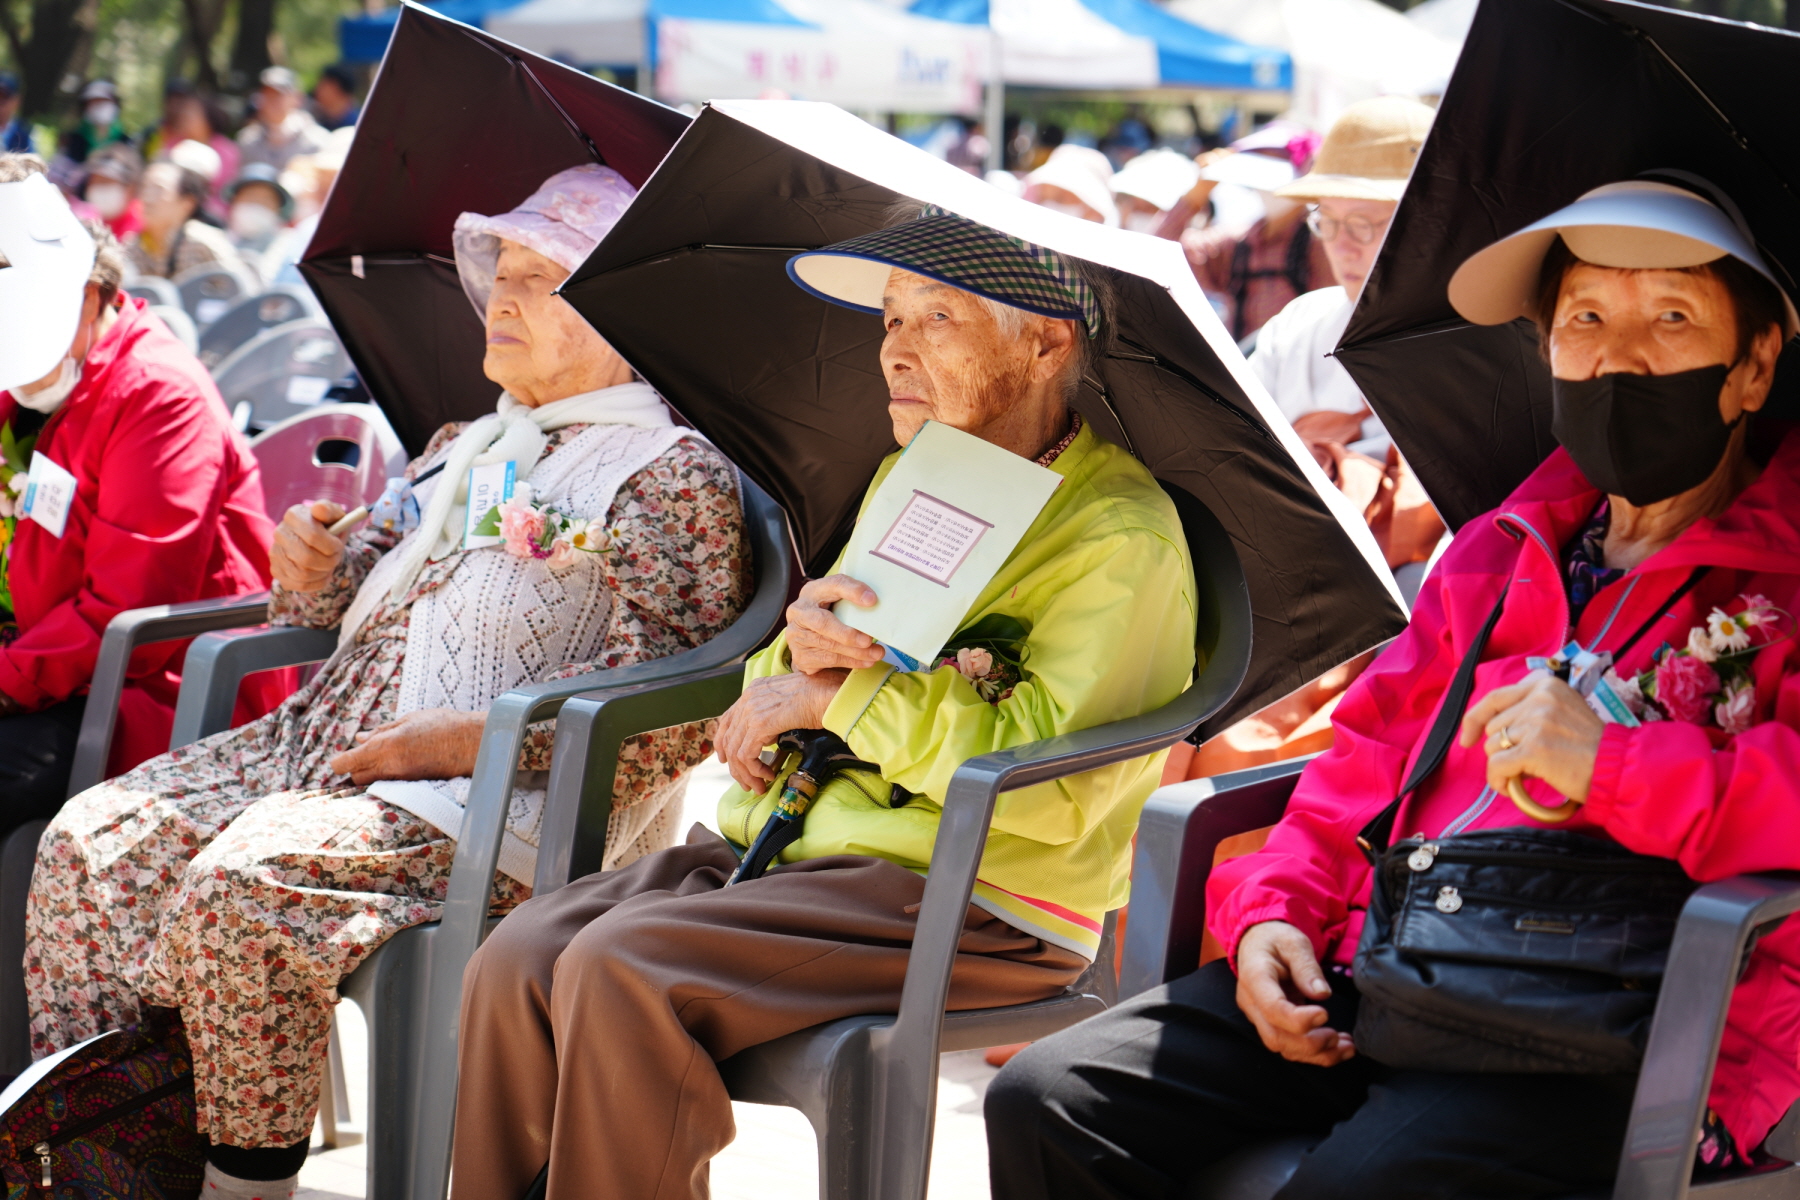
[450,207,1198,1200]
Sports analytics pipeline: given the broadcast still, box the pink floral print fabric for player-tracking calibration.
[24,424,750,1148]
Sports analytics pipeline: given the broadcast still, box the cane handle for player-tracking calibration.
[1506,775,1581,823]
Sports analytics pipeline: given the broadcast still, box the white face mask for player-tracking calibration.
[1123,210,1164,234]
[12,357,80,414]
[85,102,119,128]
[228,202,280,240]
[87,182,128,219]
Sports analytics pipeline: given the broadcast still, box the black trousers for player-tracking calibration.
[985,959,1637,1200]
[0,697,86,827]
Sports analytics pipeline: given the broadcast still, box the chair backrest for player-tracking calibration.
[175,264,252,329]
[146,305,199,354]
[1160,482,1255,739]
[211,319,354,434]
[249,403,407,524]
[124,278,181,310]
[196,287,321,369]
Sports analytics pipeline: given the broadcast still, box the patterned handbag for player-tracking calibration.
[0,1010,204,1198]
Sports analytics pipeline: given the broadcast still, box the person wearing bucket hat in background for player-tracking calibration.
[22,162,751,1200]
[81,142,144,241]
[1024,143,1121,226]
[1110,147,1202,236]
[1176,122,1335,343]
[986,174,1800,1198]
[237,66,327,176]
[0,155,280,818]
[127,150,252,283]
[58,80,128,166]
[450,203,1196,1200]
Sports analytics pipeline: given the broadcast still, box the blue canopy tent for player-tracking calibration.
[910,0,1290,91]
[340,0,531,63]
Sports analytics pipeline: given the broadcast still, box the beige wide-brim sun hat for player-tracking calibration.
[1447,177,1800,336]
[1276,96,1434,204]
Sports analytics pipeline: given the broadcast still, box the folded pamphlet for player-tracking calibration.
[832,419,1062,668]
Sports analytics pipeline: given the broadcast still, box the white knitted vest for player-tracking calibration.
[366,421,695,883]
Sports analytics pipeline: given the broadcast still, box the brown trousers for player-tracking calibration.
[451,828,1087,1200]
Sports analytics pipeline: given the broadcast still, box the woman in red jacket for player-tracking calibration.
[987,178,1800,1198]
[0,155,277,816]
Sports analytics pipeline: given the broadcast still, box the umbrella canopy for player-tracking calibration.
[1336,0,1800,532]
[300,2,691,454]
[559,99,1404,734]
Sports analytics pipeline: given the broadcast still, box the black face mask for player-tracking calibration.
[1550,364,1741,506]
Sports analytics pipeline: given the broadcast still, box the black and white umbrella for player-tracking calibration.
[560,101,1405,734]
[298,2,690,454]
[1337,0,1800,531]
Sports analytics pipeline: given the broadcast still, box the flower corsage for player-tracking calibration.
[933,614,1028,704]
[1600,594,1791,734]
[472,490,622,570]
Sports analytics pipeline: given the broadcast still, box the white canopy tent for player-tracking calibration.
[1406,0,1476,50]
[1168,0,1457,128]
[485,0,646,66]
[988,0,1158,89]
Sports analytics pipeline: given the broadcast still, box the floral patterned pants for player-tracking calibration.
[26,777,535,1148]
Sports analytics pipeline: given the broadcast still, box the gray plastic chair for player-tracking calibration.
[210,319,353,434]
[399,483,1257,1200]
[175,263,253,330]
[124,278,181,310]
[197,287,322,370]
[62,473,791,1198]
[1120,760,1800,1200]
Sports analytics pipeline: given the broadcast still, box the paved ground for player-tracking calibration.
[297,758,1002,1200]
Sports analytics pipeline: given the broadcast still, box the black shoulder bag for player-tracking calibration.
[1351,583,1701,1074]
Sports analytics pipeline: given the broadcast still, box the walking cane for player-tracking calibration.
[724,729,877,886]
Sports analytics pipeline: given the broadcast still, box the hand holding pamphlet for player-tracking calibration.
[831,420,1063,668]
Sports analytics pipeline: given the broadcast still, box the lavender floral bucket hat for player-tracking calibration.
[452,163,638,316]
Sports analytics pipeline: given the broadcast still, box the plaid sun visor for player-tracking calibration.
[786,207,1102,338]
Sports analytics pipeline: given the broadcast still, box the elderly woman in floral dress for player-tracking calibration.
[23,164,750,1200]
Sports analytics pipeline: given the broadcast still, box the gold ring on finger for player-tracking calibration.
[1497,726,1515,751]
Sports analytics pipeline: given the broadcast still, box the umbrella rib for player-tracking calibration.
[456,26,607,167]
[1558,0,1800,293]
[1110,339,1276,448]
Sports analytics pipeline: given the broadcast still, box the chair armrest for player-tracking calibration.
[1613,873,1800,1200]
[534,663,748,893]
[1117,758,1310,1000]
[68,593,273,798]
[168,626,341,750]
[868,667,1242,1200]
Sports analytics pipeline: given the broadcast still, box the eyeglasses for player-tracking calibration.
[1306,209,1392,246]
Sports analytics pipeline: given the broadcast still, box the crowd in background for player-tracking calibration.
[0,63,361,295]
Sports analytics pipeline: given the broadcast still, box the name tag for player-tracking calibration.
[20,451,76,539]
[463,460,516,549]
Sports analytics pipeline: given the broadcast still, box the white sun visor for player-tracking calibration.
[0,175,95,394]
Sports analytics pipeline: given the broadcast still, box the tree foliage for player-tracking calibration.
[0,0,357,126]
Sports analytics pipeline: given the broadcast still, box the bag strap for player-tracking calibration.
[1358,586,1509,856]
[1355,563,1713,857]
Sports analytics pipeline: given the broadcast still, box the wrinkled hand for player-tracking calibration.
[1459,670,1604,804]
[1291,409,1368,448]
[785,574,884,675]
[330,708,485,786]
[1235,921,1355,1066]
[271,501,347,593]
[714,670,849,792]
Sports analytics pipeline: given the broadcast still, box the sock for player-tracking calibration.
[201,1162,298,1200]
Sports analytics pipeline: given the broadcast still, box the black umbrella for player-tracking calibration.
[1338,0,1800,532]
[560,100,1405,735]
[298,2,690,454]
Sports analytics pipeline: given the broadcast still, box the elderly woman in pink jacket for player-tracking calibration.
[986,178,1800,1199]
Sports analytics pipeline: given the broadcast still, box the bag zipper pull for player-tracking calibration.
[35,1141,50,1188]
[1407,842,1440,872]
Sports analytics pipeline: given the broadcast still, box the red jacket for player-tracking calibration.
[1211,428,1800,1153]
[1,296,284,774]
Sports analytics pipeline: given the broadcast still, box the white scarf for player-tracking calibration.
[384,380,671,605]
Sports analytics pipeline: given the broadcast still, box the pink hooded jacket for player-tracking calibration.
[1210,428,1800,1153]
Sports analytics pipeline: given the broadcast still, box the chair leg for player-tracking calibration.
[317,1011,363,1150]
[339,926,432,1200]
[0,821,48,1080]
